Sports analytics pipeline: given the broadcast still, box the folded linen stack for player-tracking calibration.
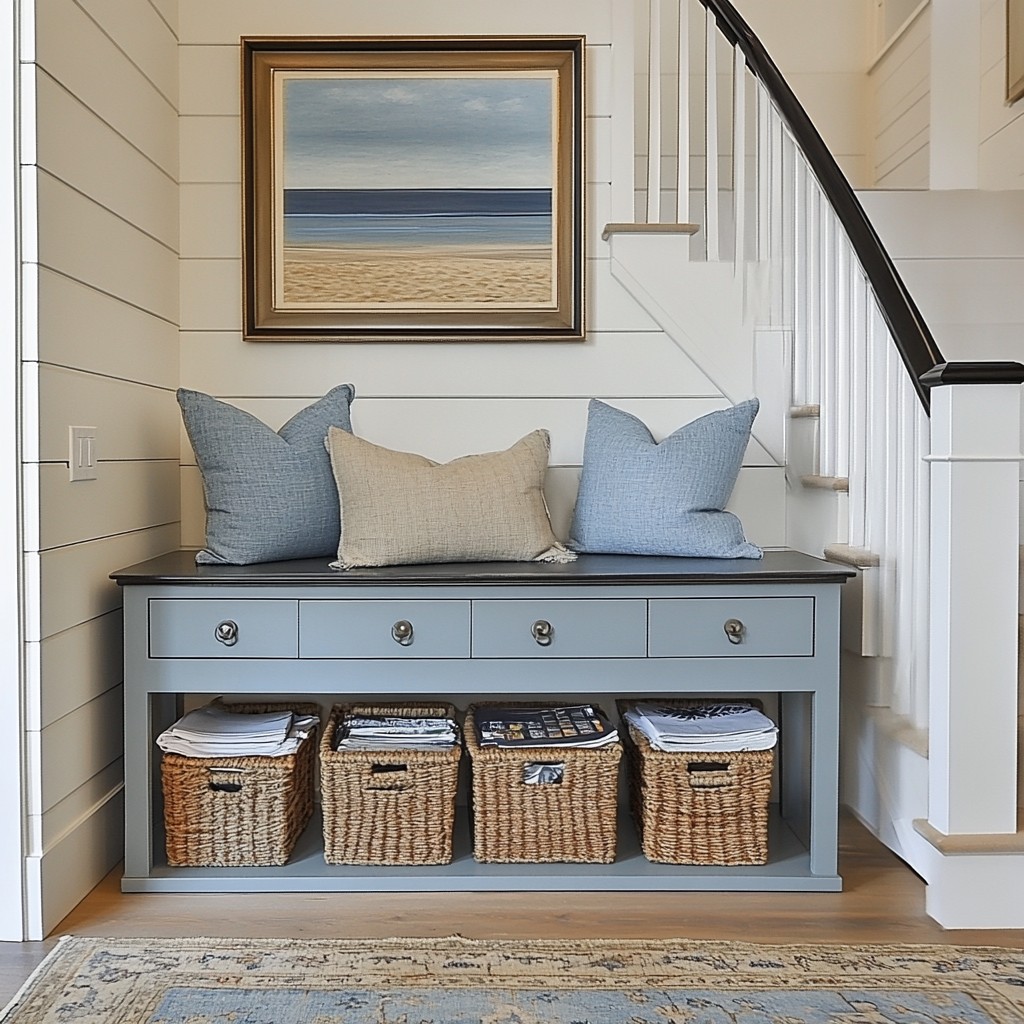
[156,703,318,757]
[332,714,459,752]
[623,701,778,752]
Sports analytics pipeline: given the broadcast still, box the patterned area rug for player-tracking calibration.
[3,935,1024,1024]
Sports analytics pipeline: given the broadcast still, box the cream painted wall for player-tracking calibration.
[22,0,180,937]
[177,0,787,552]
[868,5,931,187]
[733,0,872,188]
[980,0,1024,188]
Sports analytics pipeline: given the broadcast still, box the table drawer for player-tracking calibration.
[299,600,471,658]
[149,599,298,659]
[472,599,647,658]
[648,597,814,657]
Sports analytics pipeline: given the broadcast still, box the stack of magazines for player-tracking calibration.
[333,714,459,752]
[623,701,778,752]
[473,704,618,749]
[156,703,318,758]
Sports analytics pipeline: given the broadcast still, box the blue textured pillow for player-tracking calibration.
[178,384,355,565]
[568,398,762,559]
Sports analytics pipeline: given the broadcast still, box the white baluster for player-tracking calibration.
[818,201,835,477]
[609,0,637,222]
[755,83,770,264]
[834,236,851,481]
[647,0,662,223]
[847,262,868,548]
[732,46,746,273]
[676,0,690,224]
[704,7,719,260]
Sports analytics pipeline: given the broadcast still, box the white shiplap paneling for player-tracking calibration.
[37,366,179,463]
[179,330,719,398]
[35,267,178,388]
[35,0,177,175]
[36,460,180,551]
[35,172,178,323]
[33,70,178,249]
[41,759,123,850]
[869,6,930,187]
[179,0,612,46]
[37,610,123,730]
[39,523,179,641]
[39,686,123,812]
[76,0,178,105]
[36,788,123,936]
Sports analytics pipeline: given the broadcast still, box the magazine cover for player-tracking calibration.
[473,704,617,748]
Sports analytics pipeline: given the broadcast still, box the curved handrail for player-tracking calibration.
[697,0,942,410]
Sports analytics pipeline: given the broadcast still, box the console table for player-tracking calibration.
[112,549,853,894]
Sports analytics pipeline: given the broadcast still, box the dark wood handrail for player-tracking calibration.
[696,0,943,411]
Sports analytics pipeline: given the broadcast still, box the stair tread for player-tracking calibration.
[802,474,850,492]
[823,543,880,568]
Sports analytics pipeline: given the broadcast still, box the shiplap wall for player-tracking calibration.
[736,0,872,188]
[868,3,931,187]
[23,0,180,936]
[177,0,786,551]
[980,0,1024,188]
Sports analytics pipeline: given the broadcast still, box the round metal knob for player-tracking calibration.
[391,619,414,646]
[214,620,238,647]
[723,618,745,645]
[531,619,554,646]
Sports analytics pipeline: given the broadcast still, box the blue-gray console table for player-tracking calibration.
[112,550,853,894]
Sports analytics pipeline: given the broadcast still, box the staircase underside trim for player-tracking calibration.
[602,222,700,240]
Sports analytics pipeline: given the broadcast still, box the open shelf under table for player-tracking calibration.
[123,806,842,894]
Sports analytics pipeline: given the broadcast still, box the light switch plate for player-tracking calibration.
[69,426,97,482]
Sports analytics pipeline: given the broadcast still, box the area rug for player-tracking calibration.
[4,935,1024,1023]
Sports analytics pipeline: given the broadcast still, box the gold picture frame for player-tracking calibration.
[1009,0,1024,103]
[242,36,585,341]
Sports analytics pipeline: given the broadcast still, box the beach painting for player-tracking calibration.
[243,39,584,340]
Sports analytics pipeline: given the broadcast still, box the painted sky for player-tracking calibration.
[282,73,555,190]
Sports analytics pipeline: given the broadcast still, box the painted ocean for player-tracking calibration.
[283,188,553,248]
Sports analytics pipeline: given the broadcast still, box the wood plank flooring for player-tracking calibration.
[3,812,1023,1008]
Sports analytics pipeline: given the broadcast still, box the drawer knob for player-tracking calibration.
[391,619,414,646]
[214,620,238,647]
[531,619,554,646]
[724,618,745,645]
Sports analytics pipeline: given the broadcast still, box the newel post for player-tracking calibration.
[922,361,1024,836]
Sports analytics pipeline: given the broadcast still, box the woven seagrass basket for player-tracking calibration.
[620,699,774,866]
[160,700,319,868]
[464,702,621,864]
[320,703,461,865]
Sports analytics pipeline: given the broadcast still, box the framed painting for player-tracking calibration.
[1010,0,1024,103]
[242,36,585,341]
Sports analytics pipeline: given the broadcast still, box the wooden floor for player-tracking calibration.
[3,812,1023,1006]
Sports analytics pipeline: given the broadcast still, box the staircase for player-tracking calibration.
[609,0,1024,927]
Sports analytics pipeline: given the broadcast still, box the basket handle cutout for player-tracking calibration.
[208,781,243,793]
[523,762,564,785]
[365,763,410,792]
[686,761,735,789]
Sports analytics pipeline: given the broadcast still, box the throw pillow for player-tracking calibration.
[568,398,762,559]
[325,427,576,569]
[179,384,355,565]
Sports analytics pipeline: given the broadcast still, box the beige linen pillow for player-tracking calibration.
[326,427,576,569]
